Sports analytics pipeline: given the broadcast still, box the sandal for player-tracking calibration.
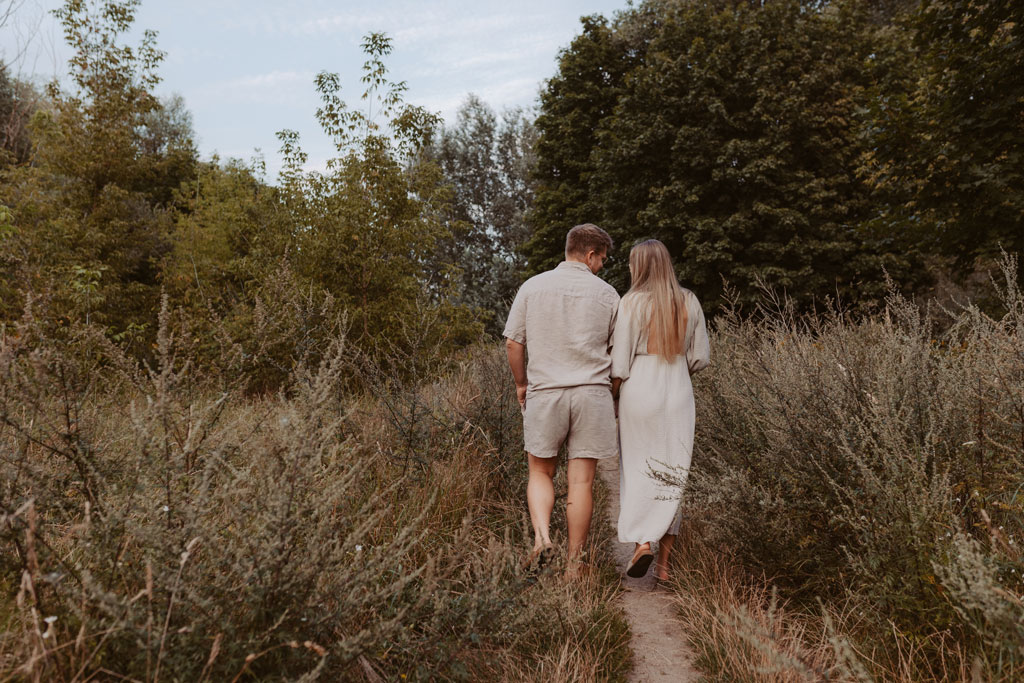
[626,544,654,578]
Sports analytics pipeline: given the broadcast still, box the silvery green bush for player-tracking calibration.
[0,298,629,681]
[678,254,1024,677]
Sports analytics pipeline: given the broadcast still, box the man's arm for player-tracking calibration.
[505,338,528,409]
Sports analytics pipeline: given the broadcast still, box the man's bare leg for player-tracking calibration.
[566,457,598,559]
[655,533,676,580]
[527,454,557,552]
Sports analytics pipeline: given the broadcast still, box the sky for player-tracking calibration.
[1,0,630,178]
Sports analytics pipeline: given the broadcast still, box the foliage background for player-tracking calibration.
[1,0,1023,680]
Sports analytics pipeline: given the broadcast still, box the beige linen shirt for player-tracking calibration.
[503,261,620,393]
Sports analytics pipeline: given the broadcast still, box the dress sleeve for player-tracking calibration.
[611,297,640,381]
[503,286,527,344]
[686,296,710,374]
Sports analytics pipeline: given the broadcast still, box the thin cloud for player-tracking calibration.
[415,77,542,125]
[393,14,534,44]
[194,69,316,106]
[227,70,314,90]
[292,11,388,36]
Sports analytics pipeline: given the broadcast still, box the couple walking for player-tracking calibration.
[504,223,710,580]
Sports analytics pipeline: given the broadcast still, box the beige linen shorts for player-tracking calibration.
[522,385,618,460]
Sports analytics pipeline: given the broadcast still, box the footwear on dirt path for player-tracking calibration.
[598,458,702,682]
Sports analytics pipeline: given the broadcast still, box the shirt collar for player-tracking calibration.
[557,261,592,274]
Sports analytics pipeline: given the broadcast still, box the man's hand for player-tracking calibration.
[516,384,527,410]
[611,378,622,418]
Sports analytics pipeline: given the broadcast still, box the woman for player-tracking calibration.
[611,239,710,580]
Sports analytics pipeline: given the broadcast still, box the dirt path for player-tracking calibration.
[598,458,702,682]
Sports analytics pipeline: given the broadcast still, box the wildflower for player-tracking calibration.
[355,545,363,552]
[161,505,170,513]
[44,616,57,625]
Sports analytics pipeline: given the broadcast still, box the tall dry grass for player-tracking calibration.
[0,295,631,681]
[659,254,1024,681]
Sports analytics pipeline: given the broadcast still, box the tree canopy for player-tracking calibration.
[0,1,480,386]
[527,0,1021,311]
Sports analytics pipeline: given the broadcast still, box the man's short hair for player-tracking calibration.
[565,223,613,257]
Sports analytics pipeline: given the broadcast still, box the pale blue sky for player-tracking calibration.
[2,0,630,178]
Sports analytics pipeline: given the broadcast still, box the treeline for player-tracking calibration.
[0,0,536,388]
[2,0,1022,371]
[527,0,1024,311]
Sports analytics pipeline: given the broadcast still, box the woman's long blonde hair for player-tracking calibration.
[627,240,688,362]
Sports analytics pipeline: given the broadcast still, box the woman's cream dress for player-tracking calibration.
[611,289,710,544]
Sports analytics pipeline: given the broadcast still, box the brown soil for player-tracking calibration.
[598,458,703,682]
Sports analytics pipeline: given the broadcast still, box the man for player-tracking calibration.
[503,223,619,573]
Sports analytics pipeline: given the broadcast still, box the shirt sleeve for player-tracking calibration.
[686,296,710,374]
[503,286,527,344]
[611,297,640,381]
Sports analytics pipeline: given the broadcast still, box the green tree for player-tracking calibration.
[860,0,1024,271]
[271,33,479,354]
[163,156,289,314]
[0,0,197,331]
[529,0,922,310]
[0,64,37,167]
[524,13,643,277]
[422,94,538,331]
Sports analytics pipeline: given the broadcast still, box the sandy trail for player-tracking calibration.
[598,458,702,682]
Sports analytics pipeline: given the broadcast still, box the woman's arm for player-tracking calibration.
[686,299,710,374]
[610,297,640,384]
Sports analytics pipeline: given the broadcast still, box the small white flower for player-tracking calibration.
[162,505,170,513]
[44,616,57,625]
[355,545,363,552]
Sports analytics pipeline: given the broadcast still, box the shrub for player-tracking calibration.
[670,253,1024,677]
[0,298,630,680]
